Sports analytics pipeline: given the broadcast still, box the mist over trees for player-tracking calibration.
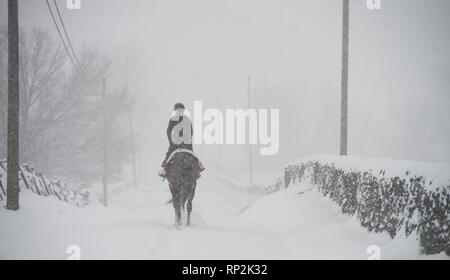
[0,26,135,188]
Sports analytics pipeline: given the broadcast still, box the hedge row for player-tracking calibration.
[277,157,450,256]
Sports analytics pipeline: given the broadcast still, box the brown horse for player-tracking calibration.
[166,152,202,226]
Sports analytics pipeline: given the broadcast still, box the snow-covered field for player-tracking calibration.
[0,171,448,260]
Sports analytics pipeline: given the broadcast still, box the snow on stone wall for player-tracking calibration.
[0,159,87,207]
[272,155,450,256]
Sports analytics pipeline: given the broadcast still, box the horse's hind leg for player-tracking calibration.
[181,181,190,213]
[186,182,197,226]
[181,195,187,213]
[172,194,182,226]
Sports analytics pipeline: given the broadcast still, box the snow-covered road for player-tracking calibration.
[0,172,447,260]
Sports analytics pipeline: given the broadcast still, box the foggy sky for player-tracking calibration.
[1,0,449,184]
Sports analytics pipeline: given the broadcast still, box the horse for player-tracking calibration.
[165,151,202,226]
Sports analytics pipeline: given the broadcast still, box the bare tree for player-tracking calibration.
[39,46,134,189]
[1,25,136,193]
[18,28,66,164]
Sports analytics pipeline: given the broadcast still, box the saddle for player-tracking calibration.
[166,149,205,172]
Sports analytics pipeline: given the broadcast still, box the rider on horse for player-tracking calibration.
[159,103,203,178]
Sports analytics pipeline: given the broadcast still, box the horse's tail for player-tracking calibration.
[166,197,187,211]
[180,183,191,210]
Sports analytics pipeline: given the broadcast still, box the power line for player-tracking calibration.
[52,0,80,66]
[45,0,79,71]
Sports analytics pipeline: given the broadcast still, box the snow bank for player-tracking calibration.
[275,155,450,256]
[207,168,267,197]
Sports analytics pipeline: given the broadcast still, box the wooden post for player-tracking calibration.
[102,77,108,206]
[217,94,221,170]
[340,0,349,156]
[7,0,20,211]
[128,108,138,189]
[248,75,253,184]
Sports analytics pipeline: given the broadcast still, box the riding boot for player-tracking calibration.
[158,168,167,178]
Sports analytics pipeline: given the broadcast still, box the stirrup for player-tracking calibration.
[158,168,167,178]
[198,160,205,172]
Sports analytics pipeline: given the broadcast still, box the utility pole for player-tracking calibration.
[128,106,138,189]
[7,0,20,211]
[248,75,253,184]
[136,121,143,188]
[340,0,349,156]
[102,77,108,206]
[217,94,221,170]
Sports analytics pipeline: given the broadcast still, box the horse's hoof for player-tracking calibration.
[186,220,191,226]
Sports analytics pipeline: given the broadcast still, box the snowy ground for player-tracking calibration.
[0,172,448,260]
